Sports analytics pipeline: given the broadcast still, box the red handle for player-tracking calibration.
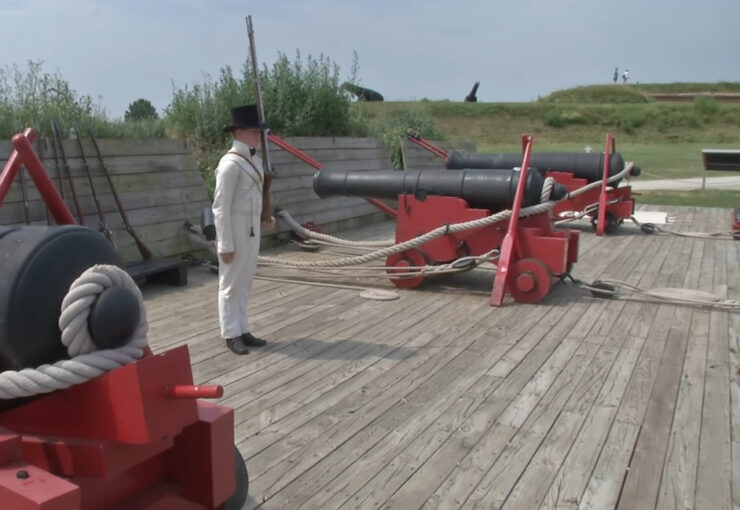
[166,385,224,399]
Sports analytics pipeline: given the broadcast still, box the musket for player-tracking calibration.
[51,118,85,224]
[86,122,153,260]
[48,126,65,200]
[246,15,274,224]
[33,126,52,225]
[73,123,113,241]
[11,118,31,225]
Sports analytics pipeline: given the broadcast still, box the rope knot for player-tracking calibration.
[0,265,148,399]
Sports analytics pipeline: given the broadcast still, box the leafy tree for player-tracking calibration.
[125,98,158,121]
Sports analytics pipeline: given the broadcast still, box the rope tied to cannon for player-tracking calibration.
[0,265,148,399]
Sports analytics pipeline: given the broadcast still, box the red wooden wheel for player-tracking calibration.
[385,249,429,289]
[509,258,553,303]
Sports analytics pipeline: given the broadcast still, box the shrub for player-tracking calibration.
[0,60,106,138]
[372,108,442,169]
[693,95,720,115]
[544,109,586,128]
[618,109,647,133]
[124,98,159,121]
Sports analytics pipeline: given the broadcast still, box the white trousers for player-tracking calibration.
[218,218,260,339]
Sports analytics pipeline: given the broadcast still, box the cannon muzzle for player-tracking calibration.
[314,168,567,211]
[445,151,639,183]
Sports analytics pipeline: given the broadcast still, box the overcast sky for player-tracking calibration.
[1,0,738,119]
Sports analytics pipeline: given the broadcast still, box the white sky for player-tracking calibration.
[1,0,738,118]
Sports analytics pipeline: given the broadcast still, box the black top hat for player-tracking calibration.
[223,104,268,132]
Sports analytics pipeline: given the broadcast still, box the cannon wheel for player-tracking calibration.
[224,446,248,510]
[590,211,621,234]
[509,258,552,303]
[386,249,428,289]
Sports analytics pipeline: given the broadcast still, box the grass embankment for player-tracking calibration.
[363,85,740,207]
[636,190,739,209]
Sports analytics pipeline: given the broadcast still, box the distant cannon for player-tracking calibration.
[314,167,567,211]
[342,82,384,102]
[445,151,641,184]
[465,81,480,102]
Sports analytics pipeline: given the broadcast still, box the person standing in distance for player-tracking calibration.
[613,67,619,84]
[213,104,275,354]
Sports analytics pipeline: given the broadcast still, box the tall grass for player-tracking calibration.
[166,51,373,193]
[0,60,167,139]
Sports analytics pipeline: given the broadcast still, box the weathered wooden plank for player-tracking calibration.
[269,304,528,509]
[578,206,701,509]
[455,228,672,510]
[270,137,385,151]
[615,311,693,510]
[2,168,206,205]
[695,280,732,510]
[246,290,540,506]
[1,185,209,225]
[725,241,740,510]
[537,209,697,508]
[0,137,191,159]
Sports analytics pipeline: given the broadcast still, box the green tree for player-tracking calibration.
[124,98,158,121]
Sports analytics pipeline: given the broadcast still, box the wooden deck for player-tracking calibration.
[143,205,739,510]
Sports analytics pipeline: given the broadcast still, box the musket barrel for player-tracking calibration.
[445,151,640,183]
[314,168,566,211]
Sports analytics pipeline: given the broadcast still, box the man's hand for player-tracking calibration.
[220,252,235,264]
[261,215,277,232]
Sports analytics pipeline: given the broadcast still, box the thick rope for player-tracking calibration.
[576,277,740,312]
[0,265,148,399]
[631,216,737,240]
[277,210,395,248]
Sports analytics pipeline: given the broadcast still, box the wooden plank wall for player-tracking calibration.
[401,138,477,170]
[264,136,393,247]
[0,136,395,257]
[0,138,210,263]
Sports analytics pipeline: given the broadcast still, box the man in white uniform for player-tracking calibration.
[213,104,273,354]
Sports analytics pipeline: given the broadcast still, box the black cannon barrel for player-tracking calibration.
[445,151,641,183]
[0,226,122,372]
[314,168,567,210]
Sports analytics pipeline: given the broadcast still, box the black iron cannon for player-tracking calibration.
[342,82,384,102]
[445,151,641,184]
[313,168,567,211]
[465,81,480,102]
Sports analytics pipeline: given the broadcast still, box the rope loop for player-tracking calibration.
[0,265,148,399]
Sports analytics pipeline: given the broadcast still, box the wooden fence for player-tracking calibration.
[266,136,393,245]
[0,138,211,263]
[0,136,397,260]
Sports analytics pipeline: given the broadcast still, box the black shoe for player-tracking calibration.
[225,337,250,355]
[241,332,267,347]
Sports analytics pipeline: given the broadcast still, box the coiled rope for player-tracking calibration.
[0,265,148,399]
[567,276,740,312]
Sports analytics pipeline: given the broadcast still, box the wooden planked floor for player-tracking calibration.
[143,205,740,510]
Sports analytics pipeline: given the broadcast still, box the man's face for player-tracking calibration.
[235,127,261,147]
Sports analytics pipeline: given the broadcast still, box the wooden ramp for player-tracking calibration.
[143,204,739,510]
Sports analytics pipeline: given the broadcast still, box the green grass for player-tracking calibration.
[476,141,740,181]
[637,189,740,209]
